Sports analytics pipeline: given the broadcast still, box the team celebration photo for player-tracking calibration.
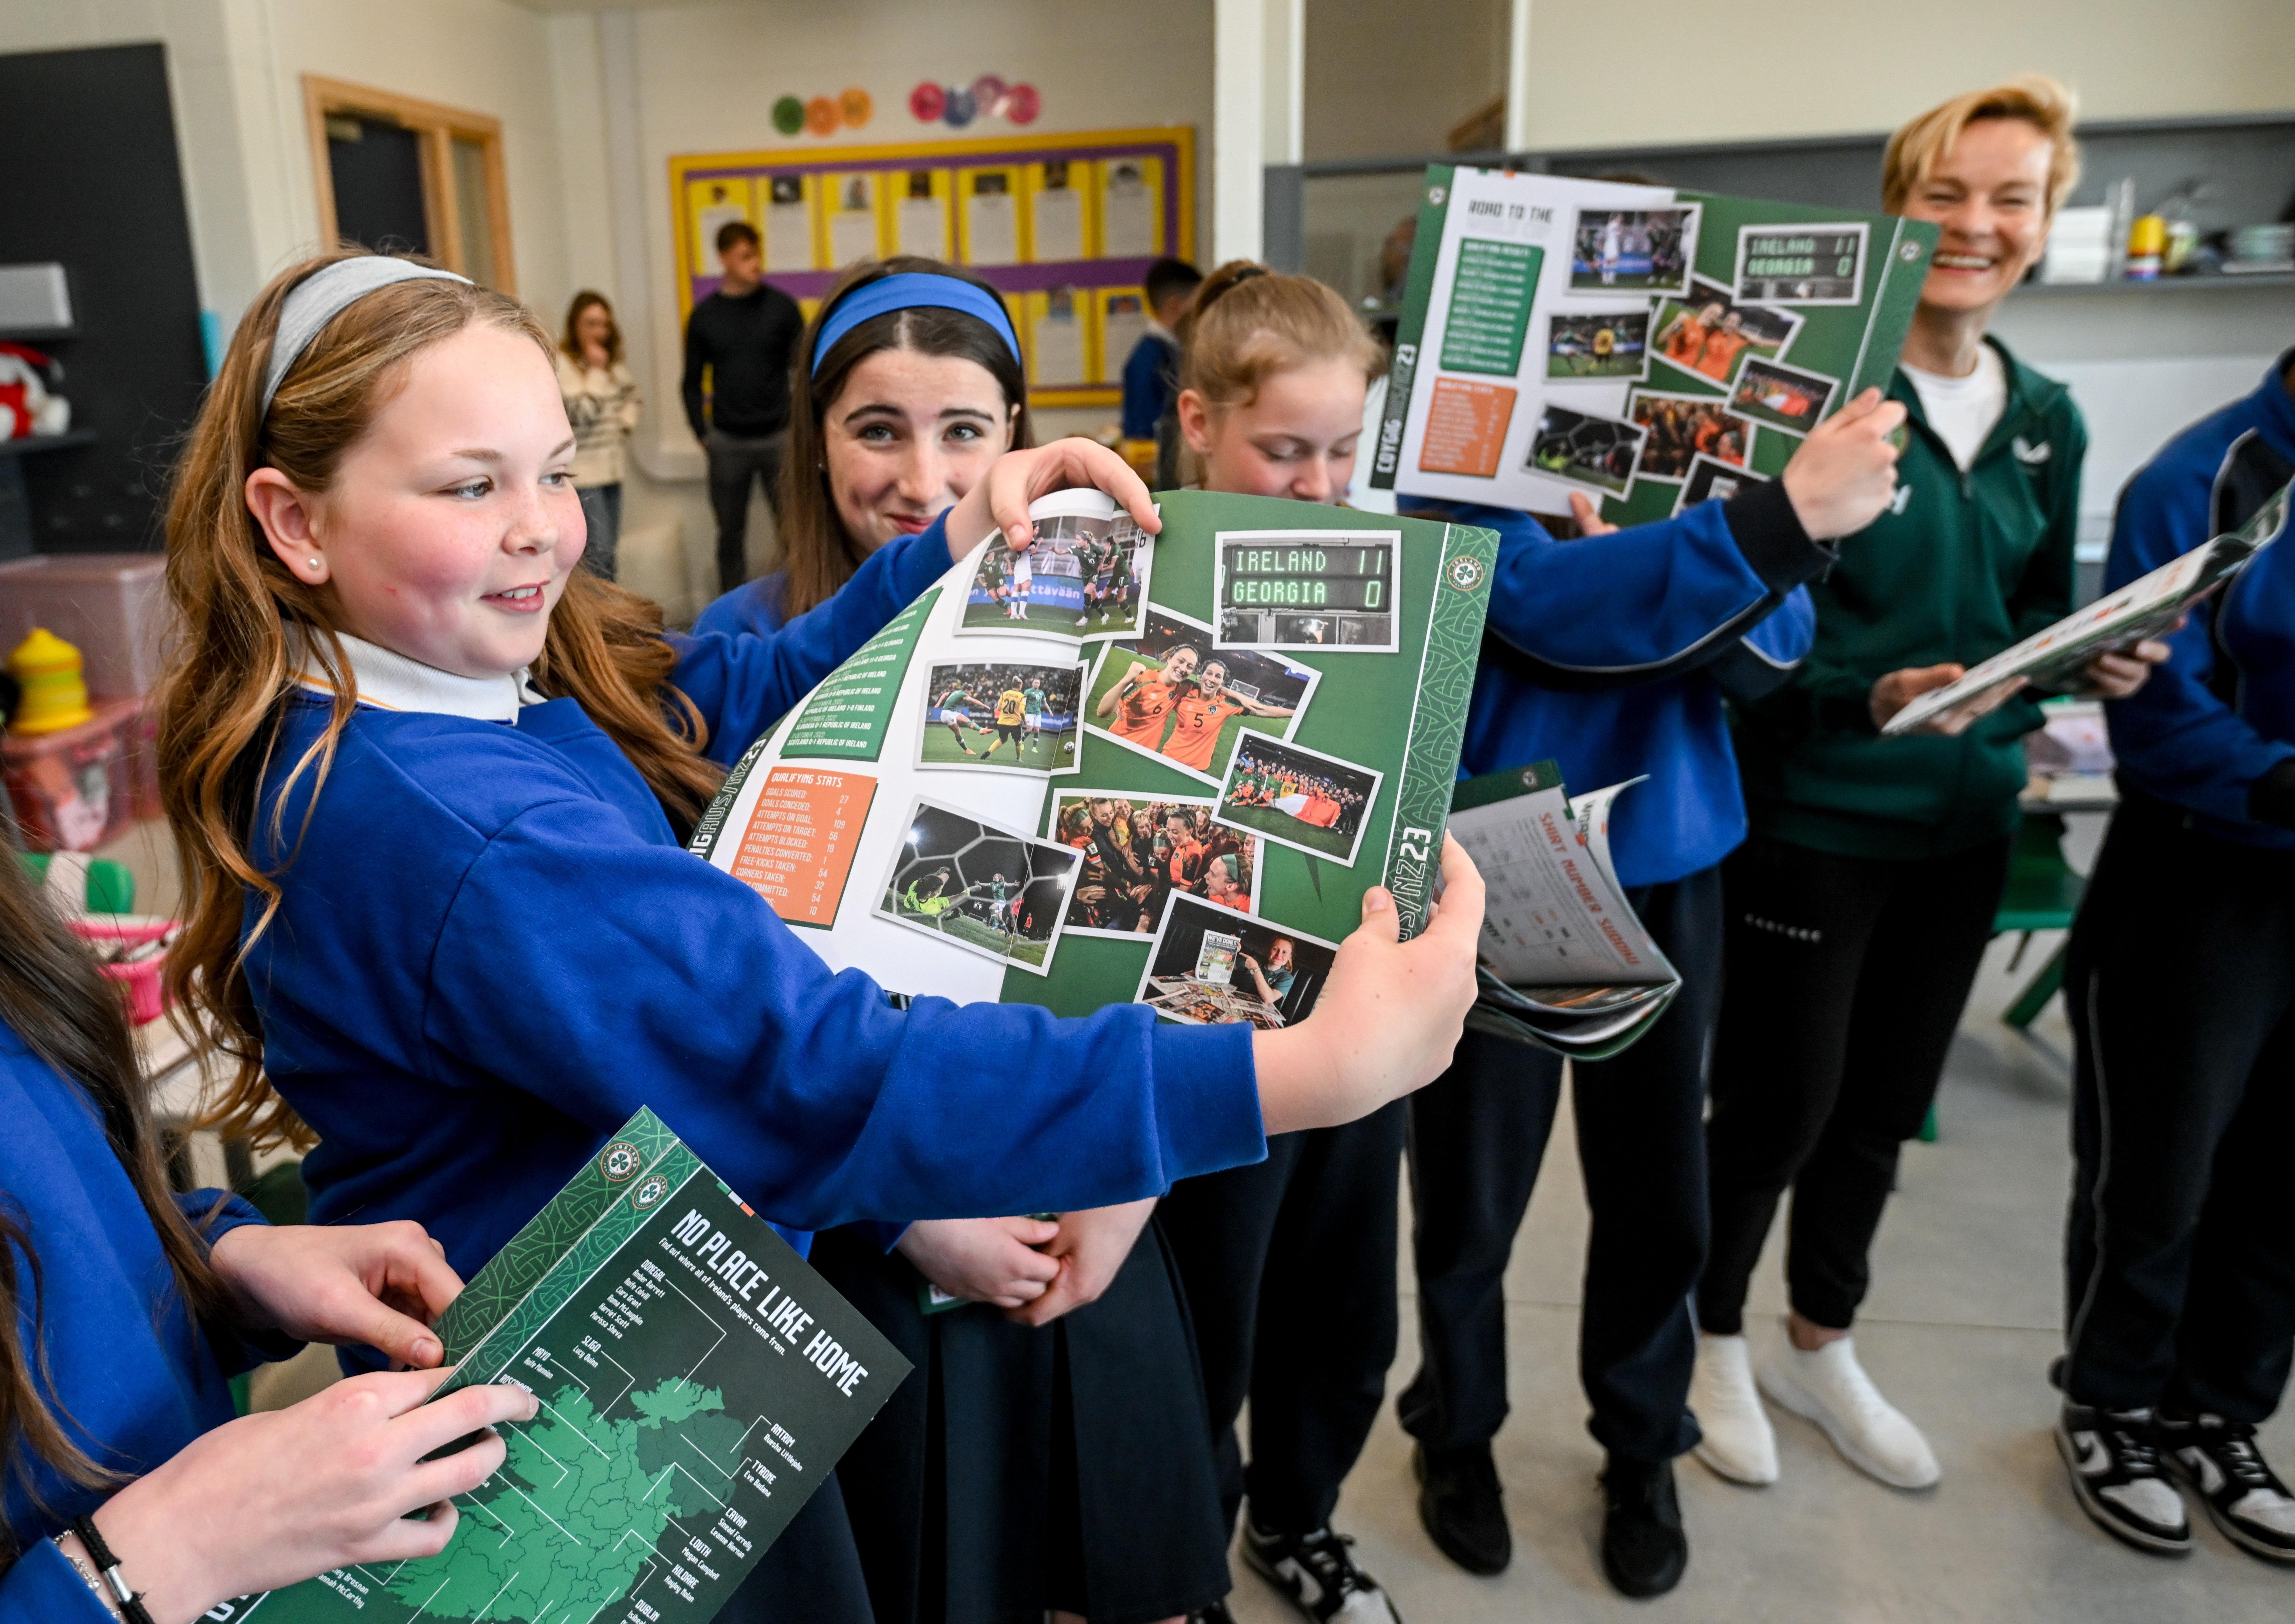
[1214,735,1382,866]
[1651,274,1805,387]
[1629,388,1755,479]
[1049,791,1262,937]
[1085,607,1320,781]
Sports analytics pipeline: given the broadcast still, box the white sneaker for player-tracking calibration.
[1691,1333,1779,1485]
[1759,1336,1941,1489]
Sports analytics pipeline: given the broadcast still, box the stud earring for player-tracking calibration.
[304,556,322,572]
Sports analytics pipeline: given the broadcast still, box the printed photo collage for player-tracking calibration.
[871,517,1395,1035]
[1440,204,1867,519]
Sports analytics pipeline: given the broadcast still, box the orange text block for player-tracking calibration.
[1418,376,1517,478]
[732,766,878,928]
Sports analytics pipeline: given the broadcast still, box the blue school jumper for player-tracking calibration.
[2099,353,2295,848]
[694,568,791,640]
[0,1024,276,1621]
[248,516,1263,1355]
[1410,484,1823,886]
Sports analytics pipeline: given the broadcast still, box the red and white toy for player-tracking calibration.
[0,342,70,440]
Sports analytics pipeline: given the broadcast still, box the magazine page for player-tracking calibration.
[690,489,1499,1036]
[237,1109,908,1624]
[1374,166,1935,524]
[1447,763,1674,993]
[1883,477,2291,735]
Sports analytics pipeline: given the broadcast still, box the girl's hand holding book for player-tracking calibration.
[943,437,1162,563]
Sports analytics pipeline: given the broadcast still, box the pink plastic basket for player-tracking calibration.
[70,917,174,1025]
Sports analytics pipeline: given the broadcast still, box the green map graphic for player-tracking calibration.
[378,1379,746,1621]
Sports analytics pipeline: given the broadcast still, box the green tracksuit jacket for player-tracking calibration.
[1732,337,2086,860]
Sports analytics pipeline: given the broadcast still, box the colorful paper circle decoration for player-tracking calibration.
[909,75,1040,126]
[840,86,873,127]
[805,95,839,136]
[771,94,805,136]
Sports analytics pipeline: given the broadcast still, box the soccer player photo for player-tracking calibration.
[1526,402,1649,497]
[1134,895,1341,1030]
[1213,734,1383,867]
[1727,355,1839,437]
[1084,605,1321,782]
[956,489,1154,642]
[1672,451,1771,515]
[1627,388,1755,481]
[1544,307,1653,383]
[1048,790,1263,938]
[1734,220,1869,305]
[1649,275,1804,389]
[1567,204,1699,296]
[876,797,1081,973]
[1214,530,1401,654]
[917,659,1086,777]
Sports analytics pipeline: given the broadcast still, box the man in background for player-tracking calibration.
[1122,256,1202,485]
[682,219,804,593]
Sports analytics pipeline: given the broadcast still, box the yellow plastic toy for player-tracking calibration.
[6,626,95,735]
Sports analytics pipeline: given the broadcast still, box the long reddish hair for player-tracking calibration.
[157,251,723,1149]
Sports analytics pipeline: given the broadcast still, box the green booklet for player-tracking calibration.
[689,489,1498,1035]
[1372,165,1937,525]
[223,1109,908,1624]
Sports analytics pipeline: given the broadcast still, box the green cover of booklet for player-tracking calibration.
[223,1109,908,1624]
[1373,165,1938,525]
[688,488,1499,1036]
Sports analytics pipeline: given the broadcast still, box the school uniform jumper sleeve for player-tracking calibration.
[668,515,957,765]
[1411,484,1827,690]
[2105,463,2295,829]
[0,1542,120,1624]
[421,785,1263,1230]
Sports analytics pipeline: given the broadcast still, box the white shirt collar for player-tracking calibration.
[298,628,545,723]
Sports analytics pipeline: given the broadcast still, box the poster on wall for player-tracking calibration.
[672,127,1195,410]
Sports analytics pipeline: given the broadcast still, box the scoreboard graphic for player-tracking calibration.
[1214,529,1401,653]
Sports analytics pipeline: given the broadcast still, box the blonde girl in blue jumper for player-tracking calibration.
[151,252,1482,1624]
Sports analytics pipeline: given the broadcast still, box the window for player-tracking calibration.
[303,76,514,293]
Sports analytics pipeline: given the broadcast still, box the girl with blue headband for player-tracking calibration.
[150,251,1482,1624]
[695,256,1032,639]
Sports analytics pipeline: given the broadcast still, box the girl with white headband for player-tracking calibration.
[146,251,1482,1624]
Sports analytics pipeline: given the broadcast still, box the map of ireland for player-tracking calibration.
[229,1112,907,1624]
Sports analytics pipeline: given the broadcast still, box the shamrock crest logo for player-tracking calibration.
[599,1141,644,1183]
[1445,554,1487,594]
[630,1173,671,1213]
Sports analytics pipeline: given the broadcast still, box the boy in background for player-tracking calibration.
[1123,257,1204,478]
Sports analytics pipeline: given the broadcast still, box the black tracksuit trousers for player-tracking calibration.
[1398,867,1722,1467]
[2060,789,2295,1422]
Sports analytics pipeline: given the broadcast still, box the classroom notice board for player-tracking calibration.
[672,127,1195,410]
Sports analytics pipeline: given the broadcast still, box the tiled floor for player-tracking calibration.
[1224,929,2295,1622]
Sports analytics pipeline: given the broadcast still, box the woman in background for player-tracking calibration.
[555,290,642,581]
[1695,76,2164,1495]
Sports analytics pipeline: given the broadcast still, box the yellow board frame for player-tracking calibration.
[670,126,1196,412]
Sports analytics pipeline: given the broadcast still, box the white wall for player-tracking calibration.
[1516,0,2295,150]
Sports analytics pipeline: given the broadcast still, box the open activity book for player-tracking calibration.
[223,1108,908,1624]
[1449,762,1681,1058]
[1882,476,2293,735]
[1373,164,1937,525]
[687,488,1500,1041]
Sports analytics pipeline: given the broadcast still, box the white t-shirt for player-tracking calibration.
[1902,343,2007,472]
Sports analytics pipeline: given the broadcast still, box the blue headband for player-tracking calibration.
[810,273,1023,375]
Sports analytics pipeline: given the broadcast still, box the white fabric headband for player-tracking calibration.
[260,257,471,413]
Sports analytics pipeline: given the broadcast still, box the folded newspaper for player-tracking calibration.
[688,488,1499,1037]
[1448,761,1680,1057]
[1883,476,2291,736]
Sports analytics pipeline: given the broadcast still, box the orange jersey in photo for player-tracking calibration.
[1161,695,1250,772]
[1694,330,1751,382]
[1663,317,1711,366]
[1108,672,1183,745]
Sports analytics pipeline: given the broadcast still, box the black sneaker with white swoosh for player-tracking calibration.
[2157,1413,2295,1563]
[1241,1519,1403,1623]
[2057,1403,2192,1554]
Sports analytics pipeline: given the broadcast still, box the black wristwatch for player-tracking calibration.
[69,1516,158,1624]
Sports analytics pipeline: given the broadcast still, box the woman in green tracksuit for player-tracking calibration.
[1690,76,2167,1497]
